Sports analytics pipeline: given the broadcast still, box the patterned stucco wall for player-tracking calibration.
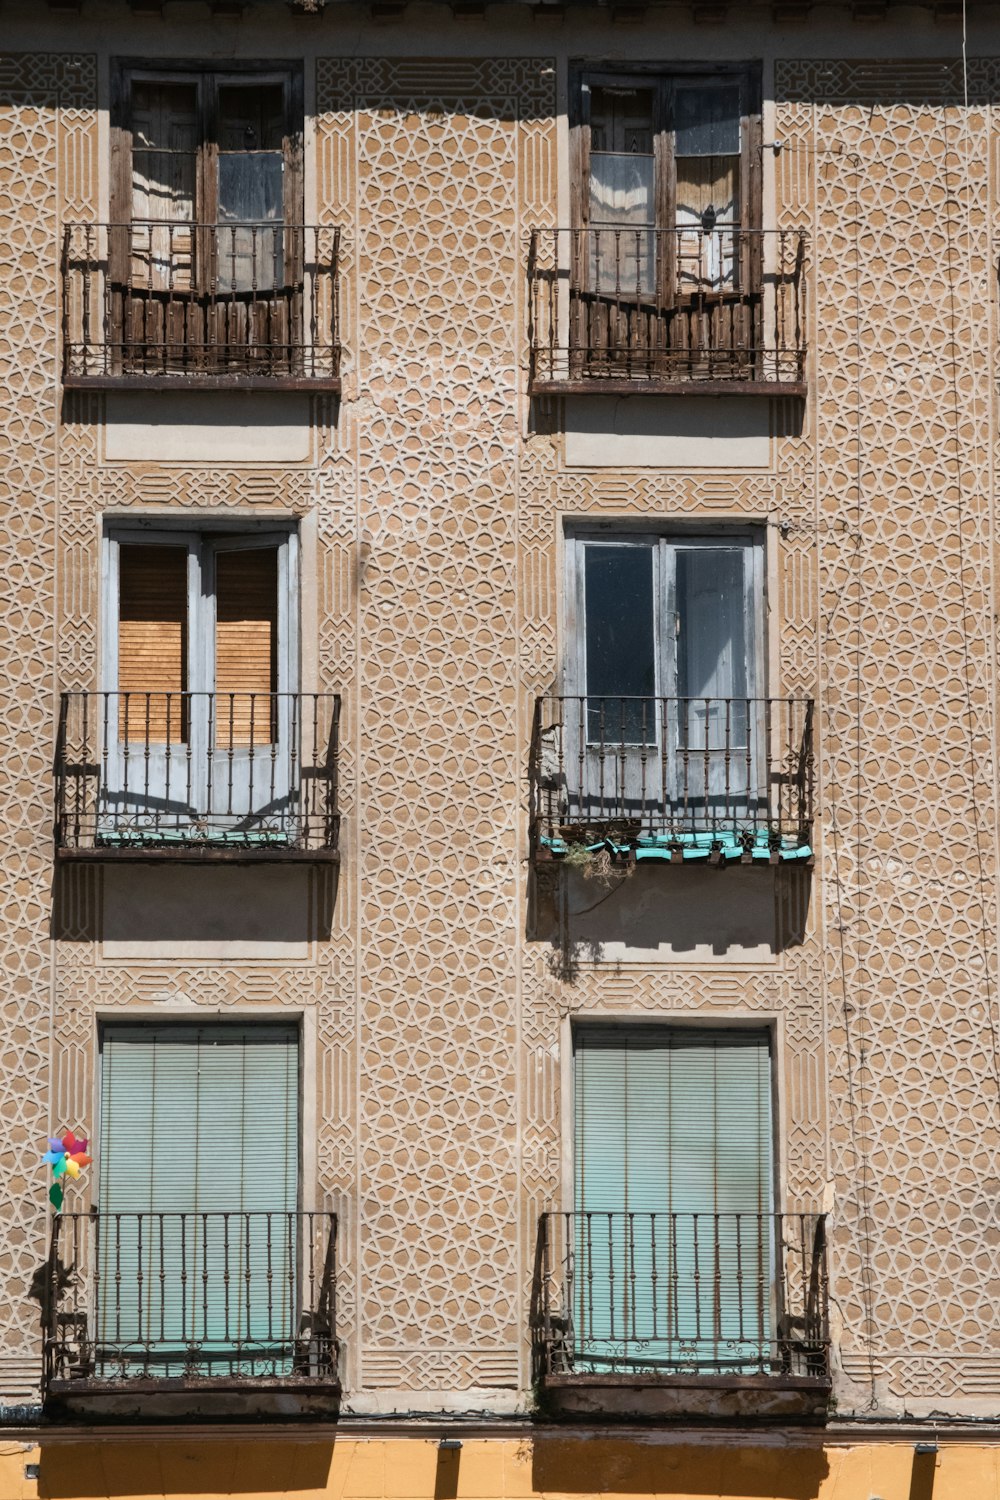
[775,58,1000,1409]
[0,39,999,1415]
[0,51,96,1400]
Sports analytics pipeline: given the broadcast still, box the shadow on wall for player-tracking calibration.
[528,863,810,980]
[909,1449,937,1500]
[97,390,313,464]
[530,1438,830,1499]
[38,1442,335,1498]
[51,863,336,950]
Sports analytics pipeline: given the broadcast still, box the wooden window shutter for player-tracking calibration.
[117,544,188,743]
[214,547,279,748]
[129,80,198,292]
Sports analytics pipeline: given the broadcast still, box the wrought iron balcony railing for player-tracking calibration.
[533,1211,830,1385]
[531,694,814,864]
[527,227,807,394]
[44,1211,338,1394]
[55,691,340,860]
[62,222,341,389]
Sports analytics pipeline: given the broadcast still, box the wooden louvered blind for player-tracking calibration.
[215,547,278,748]
[118,544,188,743]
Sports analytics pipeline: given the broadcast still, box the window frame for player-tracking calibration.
[110,58,305,290]
[570,61,763,240]
[101,522,300,704]
[563,523,767,708]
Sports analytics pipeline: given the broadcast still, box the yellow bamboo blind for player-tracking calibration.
[214,547,278,748]
[118,544,188,743]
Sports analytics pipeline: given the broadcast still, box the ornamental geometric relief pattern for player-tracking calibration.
[3,36,1000,1422]
[777,58,1000,1411]
[0,52,96,1400]
[316,57,556,1388]
[0,47,360,1405]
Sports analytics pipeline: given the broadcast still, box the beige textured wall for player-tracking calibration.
[0,3,999,1421]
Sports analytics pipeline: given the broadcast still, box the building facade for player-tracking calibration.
[1,0,1000,1495]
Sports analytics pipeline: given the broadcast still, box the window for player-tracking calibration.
[576,67,761,289]
[563,527,765,828]
[100,525,298,839]
[97,1023,300,1378]
[569,66,762,379]
[572,1024,774,1371]
[109,63,303,372]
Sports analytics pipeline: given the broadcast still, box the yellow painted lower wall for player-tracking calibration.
[0,1439,995,1500]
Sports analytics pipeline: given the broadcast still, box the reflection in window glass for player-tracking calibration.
[217,84,285,292]
[588,87,656,296]
[676,547,748,750]
[675,84,741,290]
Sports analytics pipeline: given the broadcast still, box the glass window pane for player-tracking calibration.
[584,544,656,741]
[218,153,284,226]
[216,159,284,291]
[674,84,741,289]
[676,547,748,748]
[674,84,741,157]
[590,151,655,229]
[589,86,655,295]
[217,84,286,292]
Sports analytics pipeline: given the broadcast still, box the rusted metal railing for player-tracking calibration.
[533,1211,829,1382]
[531,694,814,855]
[62,222,340,385]
[55,691,340,856]
[528,226,807,391]
[44,1210,338,1390]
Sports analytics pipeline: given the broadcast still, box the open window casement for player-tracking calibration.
[127,80,198,293]
[577,69,760,291]
[570,67,761,378]
[101,527,298,834]
[564,529,765,826]
[110,64,303,371]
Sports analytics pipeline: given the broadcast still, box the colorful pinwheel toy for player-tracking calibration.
[42,1131,92,1211]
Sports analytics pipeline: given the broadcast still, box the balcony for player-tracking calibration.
[527,227,807,396]
[43,1211,339,1416]
[531,695,814,867]
[55,691,340,862]
[61,223,340,391]
[533,1211,830,1421]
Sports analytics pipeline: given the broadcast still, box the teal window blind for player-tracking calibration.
[573,1025,774,1371]
[97,1023,300,1376]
